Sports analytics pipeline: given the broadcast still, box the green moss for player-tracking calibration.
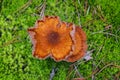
[0,0,120,80]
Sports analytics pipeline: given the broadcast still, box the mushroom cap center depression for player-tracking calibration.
[47,31,60,45]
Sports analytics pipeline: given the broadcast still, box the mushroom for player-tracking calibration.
[28,16,87,62]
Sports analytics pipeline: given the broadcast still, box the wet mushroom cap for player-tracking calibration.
[28,16,87,62]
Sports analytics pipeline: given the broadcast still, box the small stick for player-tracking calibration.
[92,31,120,38]
[13,0,32,14]
[95,63,113,76]
[73,64,83,78]
[0,36,20,48]
[49,67,58,80]
[39,0,46,19]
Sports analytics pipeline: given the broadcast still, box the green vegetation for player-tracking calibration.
[0,0,120,80]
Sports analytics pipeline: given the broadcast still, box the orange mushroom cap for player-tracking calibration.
[28,16,87,62]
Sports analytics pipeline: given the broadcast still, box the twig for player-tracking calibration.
[96,44,104,57]
[91,31,120,38]
[66,64,74,80]
[40,1,46,19]
[96,5,106,22]
[85,68,99,79]
[92,60,96,80]
[13,0,32,14]
[94,58,104,70]
[73,64,83,78]
[67,63,84,79]
[93,39,105,62]
[74,0,81,26]
[83,49,95,61]
[49,67,58,80]
[85,57,105,79]
[0,36,20,48]
[95,63,113,76]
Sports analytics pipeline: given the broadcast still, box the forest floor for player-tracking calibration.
[0,0,120,80]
